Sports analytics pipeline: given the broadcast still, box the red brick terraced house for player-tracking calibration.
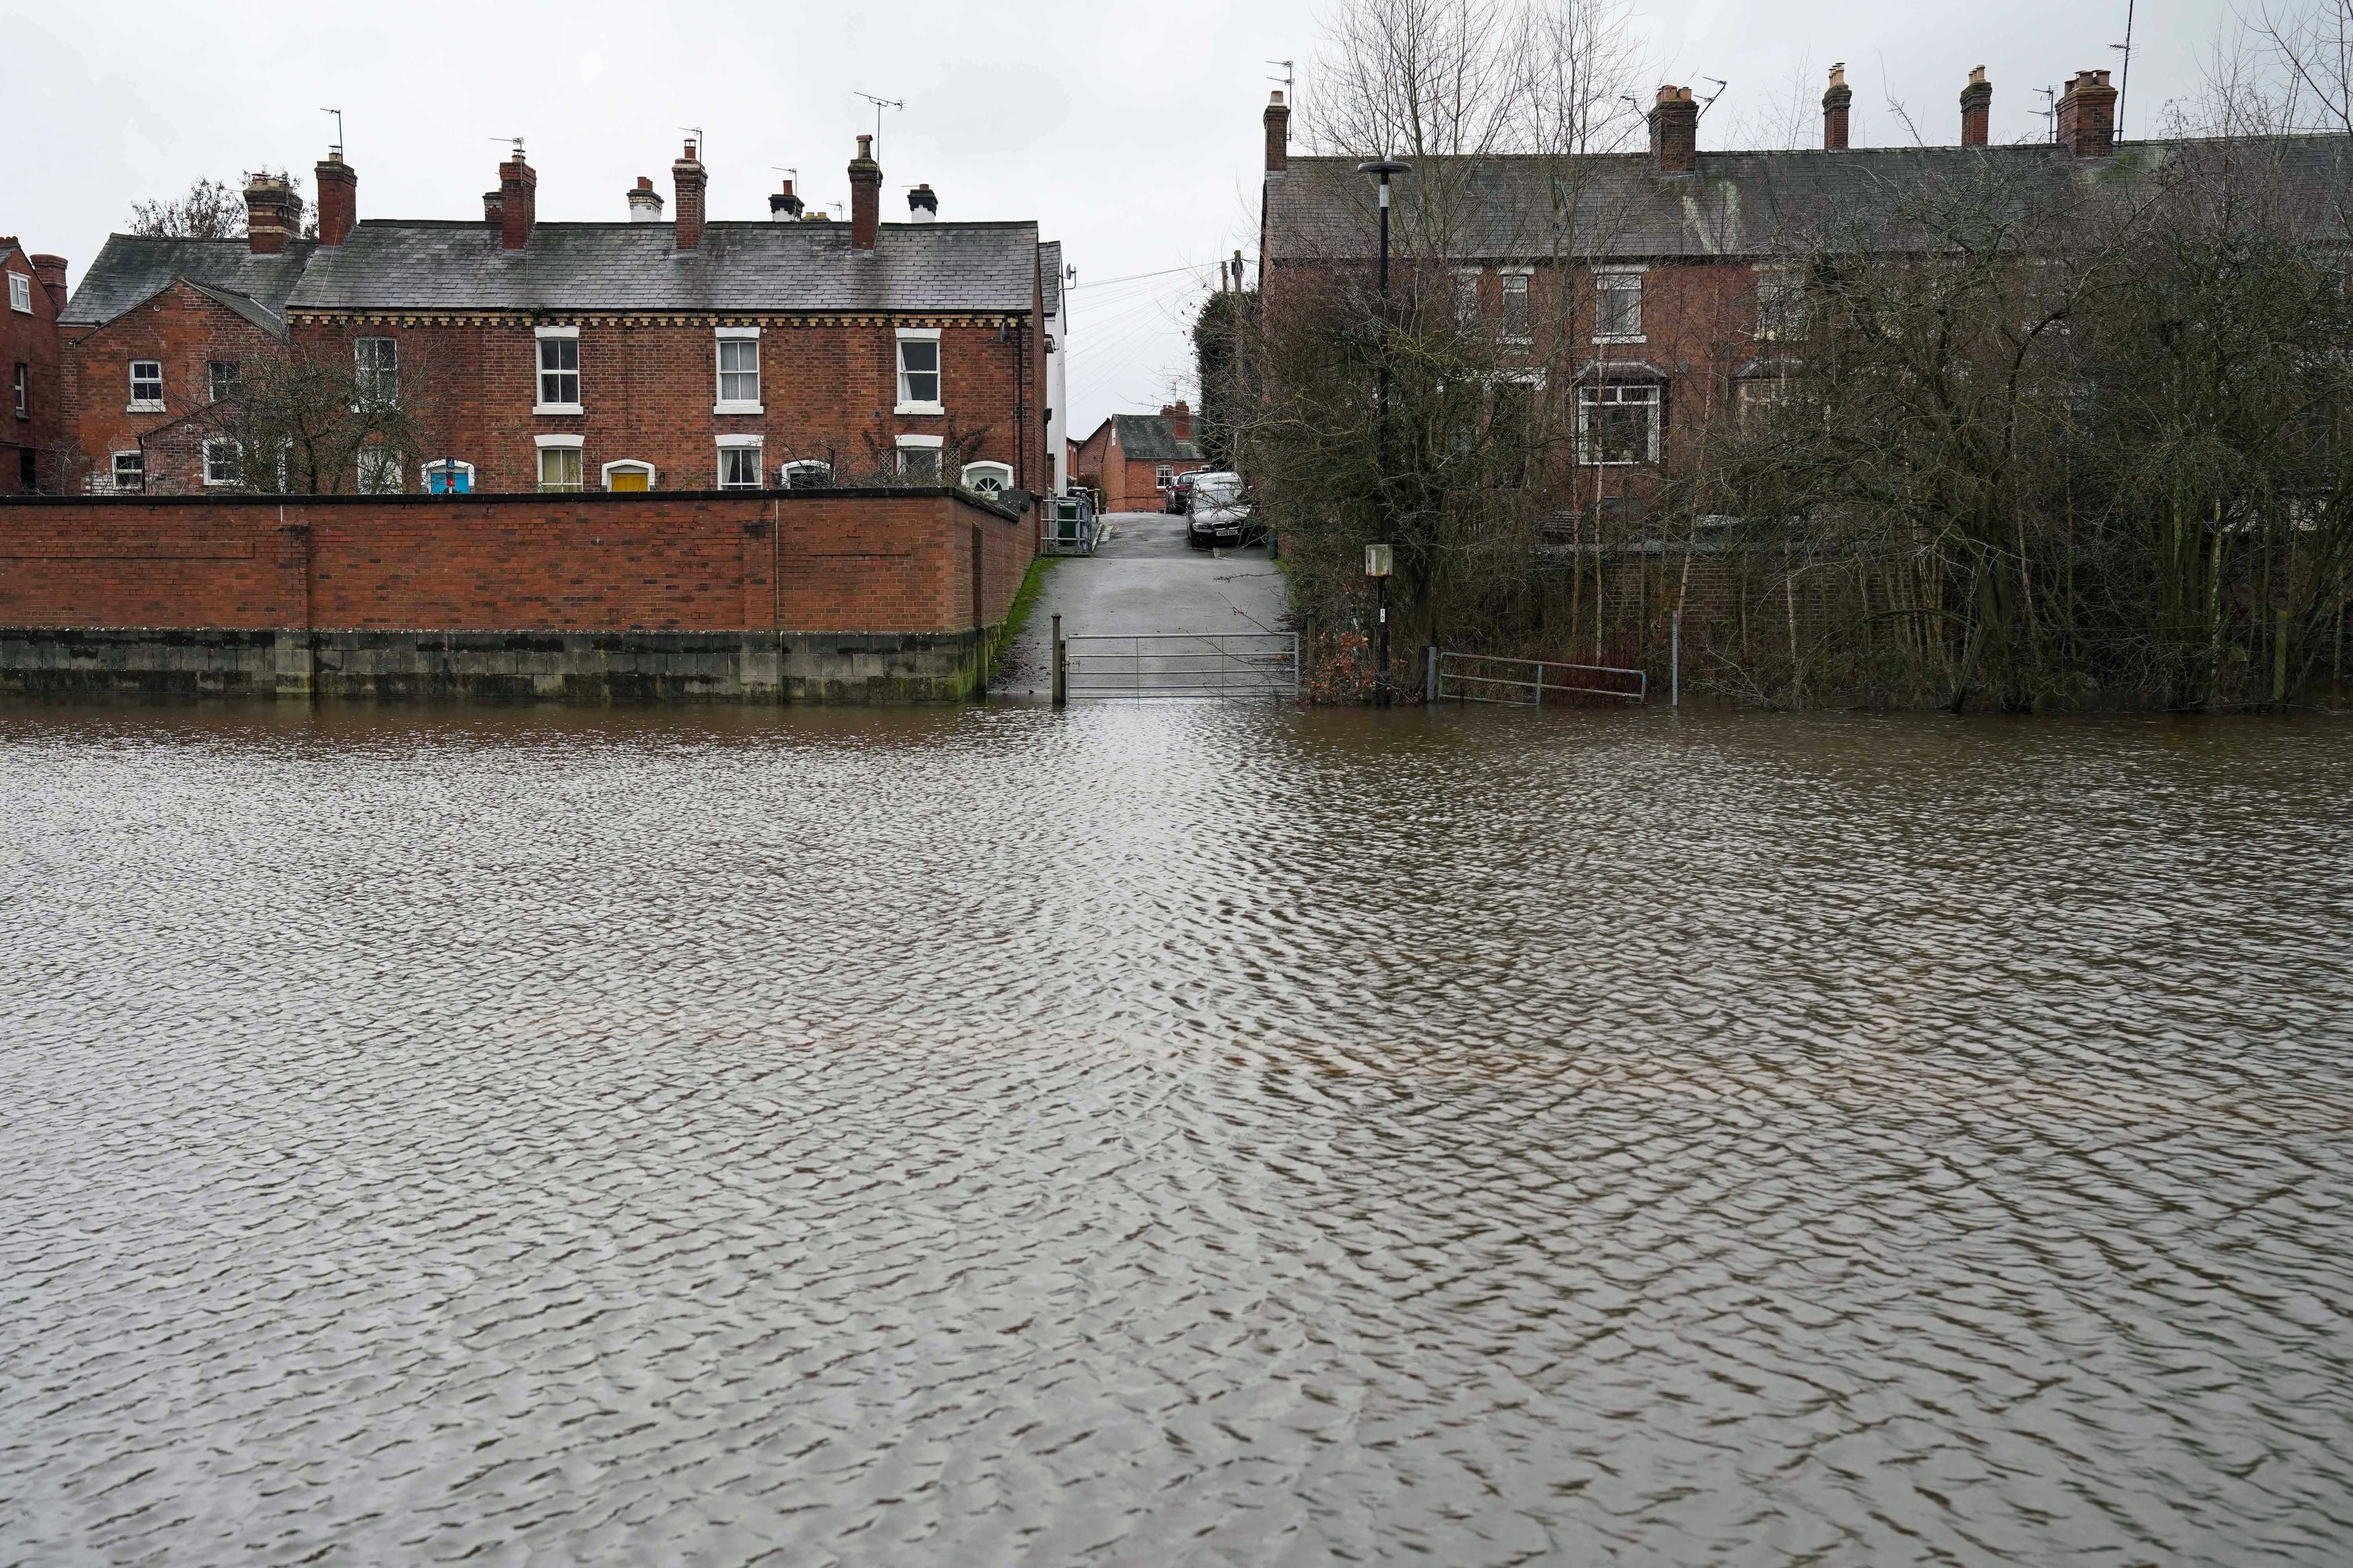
[1072,402,1204,512]
[1,238,69,494]
[1254,69,2353,528]
[58,137,1058,503]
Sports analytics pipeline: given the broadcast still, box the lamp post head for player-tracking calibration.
[1355,159,1412,179]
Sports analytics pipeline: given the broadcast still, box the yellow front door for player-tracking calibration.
[609,469,649,492]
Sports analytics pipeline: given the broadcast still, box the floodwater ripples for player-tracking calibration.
[1,702,2349,1565]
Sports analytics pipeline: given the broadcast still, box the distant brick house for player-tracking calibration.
[1,238,67,494]
[56,138,1062,501]
[1072,402,1204,512]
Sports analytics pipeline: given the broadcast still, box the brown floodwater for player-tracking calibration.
[1,701,2348,1565]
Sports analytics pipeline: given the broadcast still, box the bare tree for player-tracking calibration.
[2252,0,2353,133]
[190,341,432,495]
[128,170,313,241]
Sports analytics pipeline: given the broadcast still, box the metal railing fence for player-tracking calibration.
[1431,649,1646,706]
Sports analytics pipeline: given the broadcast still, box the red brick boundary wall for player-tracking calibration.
[0,487,1033,702]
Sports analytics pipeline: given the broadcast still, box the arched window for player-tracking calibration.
[961,460,1014,497]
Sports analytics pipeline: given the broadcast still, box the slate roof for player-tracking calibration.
[288,219,1040,313]
[1040,241,1062,315]
[186,280,288,339]
[1110,415,1201,462]
[1266,136,2353,262]
[61,237,319,327]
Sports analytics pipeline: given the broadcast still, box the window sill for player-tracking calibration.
[201,478,238,487]
[712,401,765,415]
[537,485,586,494]
[895,401,945,417]
[533,403,585,416]
[717,483,764,492]
[1593,335,1646,345]
[126,401,164,413]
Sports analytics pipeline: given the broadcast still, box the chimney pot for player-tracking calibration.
[1823,63,1853,151]
[314,152,358,247]
[1960,65,1993,147]
[1648,83,1700,174]
[242,174,298,255]
[2057,67,2120,158]
[673,142,709,251]
[848,134,883,251]
[1264,89,1291,173]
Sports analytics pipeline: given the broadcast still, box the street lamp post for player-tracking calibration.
[1356,158,1410,707]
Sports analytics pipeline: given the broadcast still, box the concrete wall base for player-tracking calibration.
[0,626,994,704]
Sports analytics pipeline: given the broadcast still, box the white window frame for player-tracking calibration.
[421,458,476,495]
[533,325,582,415]
[716,434,764,490]
[1499,269,1533,345]
[207,360,240,404]
[1594,266,1646,344]
[533,432,585,492]
[601,459,657,490]
[354,337,398,404]
[11,362,25,419]
[128,359,163,412]
[1453,267,1484,331]
[1735,378,1790,430]
[1576,380,1662,466]
[357,445,404,494]
[110,450,145,492]
[202,437,241,487]
[714,326,762,414]
[961,459,1014,496]
[895,431,944,479]
[6,273,30,314]
[1755,265,1804,341]
[895,327,943,415]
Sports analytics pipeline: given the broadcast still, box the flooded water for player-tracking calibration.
[3,702,2349,1565]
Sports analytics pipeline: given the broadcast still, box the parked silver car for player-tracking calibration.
[1185,472,1254,549]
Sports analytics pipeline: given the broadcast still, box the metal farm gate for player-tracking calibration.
[1050,620,1299,702]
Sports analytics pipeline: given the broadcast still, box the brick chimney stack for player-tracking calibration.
[1960,67,1992,147]
[628,175,665,222]
[1162,401,1192,441]
[2057,69,2118,158]
[314,151,357,248]
[30,255,68,312]
[849,134,883,251]
[673,140,707,251]
[1648,85,1698,175]
[1823,64,1852,150]
[498,149,536,251]
[1265,89,1290,173]
[243,174,298,255]
[483,190,503,229]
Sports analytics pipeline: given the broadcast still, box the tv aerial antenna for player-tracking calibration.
[854,92,905,155]
[319,108,344,157]
[2112,0,2137,139]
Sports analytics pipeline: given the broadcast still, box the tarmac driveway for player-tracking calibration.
[992,511,1291,699]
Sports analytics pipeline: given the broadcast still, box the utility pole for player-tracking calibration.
[1357,159,1410,707]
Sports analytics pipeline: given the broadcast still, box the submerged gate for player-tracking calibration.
[1050,622,1299,701]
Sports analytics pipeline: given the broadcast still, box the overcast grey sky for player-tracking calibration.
[1,1,2243,435]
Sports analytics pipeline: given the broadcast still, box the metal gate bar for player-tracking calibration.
[1434,649,1646,705]
[1058,631,1300,700]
